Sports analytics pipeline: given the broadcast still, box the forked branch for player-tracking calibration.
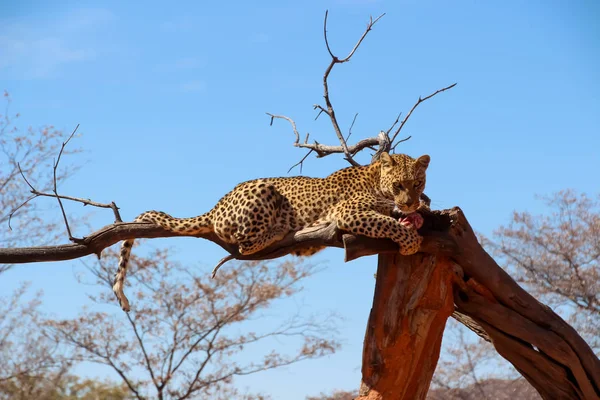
[8,127,123,235]
[52,125,79,241]
[268,11,456,172]
[390,83,457,151]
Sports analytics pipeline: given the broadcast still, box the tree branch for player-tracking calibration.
[0,211,456,265]
[52,125,79,241]
[389,83,457,149]
[317,11,385,167]
[9,125,123,231]
[447,208,600,399]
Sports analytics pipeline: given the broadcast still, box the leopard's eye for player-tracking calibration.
[414,180,423,188]
[393,182,404,191]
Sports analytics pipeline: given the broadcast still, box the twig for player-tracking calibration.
[346,113,358,142]
[268,14,451,169]
[324,11,385,64]
[317,11,384,167]
[268,113,382,159]
[268,12,385,167]
[390,83,457,145]
[267,113,300,144]
[53,125,79,241]
[288,149,314,174]
[390,135,412,153]
[17,162,36,191]
[8,127,123,231]
[385,113,402,136]
[211,255,235,278]
[7,194,37,230]
[323,10,336,60]
[313,105,328,120]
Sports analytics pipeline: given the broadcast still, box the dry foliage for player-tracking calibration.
[47,247,339,400]
[308,379,542,400]
[0,283,77,400]
[492,190,600,352]
[427,378,542,400]
[0,92,83,398]
[431,319,525,399]
[432,190,599,398]
[307,389,357,400]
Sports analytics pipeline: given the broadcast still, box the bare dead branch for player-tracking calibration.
[268,112,384,160]
[7,194,37,230]
[267,113,300,144]
[16,162,36,191]
[268,14,454,171]
[271,11,385,168]
[346,113,359,142]
[313,104,329,120]
[53,125,79,241]
[10,187,122,224]
[390,135,412,153]
[390,83,457,145]
[318,12,384,166]
[287,149,314,174]
[323,10,336,60]
[385,112,402,136]
[8,127,123,230]
[0,211,456,265]
[324,11,386,64]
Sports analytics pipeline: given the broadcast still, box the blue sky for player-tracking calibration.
[1,0,599,398]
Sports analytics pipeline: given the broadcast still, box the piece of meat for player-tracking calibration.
[399,212,424,230]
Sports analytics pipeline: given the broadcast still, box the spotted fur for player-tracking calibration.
[113,153,430,311]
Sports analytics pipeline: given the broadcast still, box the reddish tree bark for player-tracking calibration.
[357,208,600,400]
[358,254,456,399]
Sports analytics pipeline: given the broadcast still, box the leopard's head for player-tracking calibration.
[379,152,430,213]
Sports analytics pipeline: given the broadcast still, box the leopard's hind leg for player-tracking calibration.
[213,182,292,255]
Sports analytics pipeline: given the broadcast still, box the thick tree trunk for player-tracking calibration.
[356,208,600,400]
[357,253,455,400]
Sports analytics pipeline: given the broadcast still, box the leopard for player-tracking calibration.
[113,152,430,311]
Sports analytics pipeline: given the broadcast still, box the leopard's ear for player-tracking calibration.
[380,152,395,169]
[416,155,430,170]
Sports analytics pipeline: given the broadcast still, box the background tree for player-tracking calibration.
[0,91,76,273]
[0,92,81,399]
[48,247,338,400]
[0,93,339,399]
[492,189,600,353]
[430,189,600,398]
[0,283,74,400]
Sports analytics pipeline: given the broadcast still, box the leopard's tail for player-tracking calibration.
[113,210,213,312]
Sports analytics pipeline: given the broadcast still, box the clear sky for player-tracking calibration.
[1,0,599,399]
